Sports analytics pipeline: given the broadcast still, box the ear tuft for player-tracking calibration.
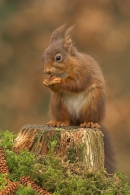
[65,25,75,37]
[63,35,73,53]
[50,24,66,43]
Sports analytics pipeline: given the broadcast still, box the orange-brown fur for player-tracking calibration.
[42,25,115,174]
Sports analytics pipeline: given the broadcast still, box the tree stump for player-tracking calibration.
[13,124,104,171]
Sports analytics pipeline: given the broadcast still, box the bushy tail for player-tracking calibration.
[100,125,116,174]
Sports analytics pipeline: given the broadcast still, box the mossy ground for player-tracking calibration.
[0,130,130,195]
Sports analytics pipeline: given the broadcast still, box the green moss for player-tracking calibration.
[6,150,35,181]
[0,130,14,150]
[0,174,8,190]
[67,146,76,163]
[67,142,85,163]
[47,131,61,155]
[15,184,38,195]
[0,130,130,195]
[77,142,85,162]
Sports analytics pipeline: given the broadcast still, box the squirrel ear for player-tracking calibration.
[63,25,75,53]
[50,24,66,43]
[63,36,72,53]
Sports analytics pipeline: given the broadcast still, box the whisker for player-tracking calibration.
[23,61,44,77]
[30,65,44,75]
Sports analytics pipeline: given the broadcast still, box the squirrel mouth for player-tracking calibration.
[49,75,56,80]
[49,73,68,80]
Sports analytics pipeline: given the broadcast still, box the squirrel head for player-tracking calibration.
[42,25,76,77]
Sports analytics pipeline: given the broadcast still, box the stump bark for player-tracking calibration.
[13,124,104,171]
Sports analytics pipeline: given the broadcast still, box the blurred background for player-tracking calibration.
[0,0,130,180]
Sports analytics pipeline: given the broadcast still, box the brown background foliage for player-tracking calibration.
[0,0,130,180]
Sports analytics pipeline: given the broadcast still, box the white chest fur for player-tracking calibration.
[63,91,88,119]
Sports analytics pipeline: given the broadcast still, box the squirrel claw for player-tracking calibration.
[47,120,69,127]
[46,121,57,127]
[80,122,100,128]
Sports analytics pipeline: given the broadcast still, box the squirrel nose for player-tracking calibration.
[44,68,51,74]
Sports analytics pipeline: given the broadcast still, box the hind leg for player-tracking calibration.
[80,87,105,129]
[46,93,71,127]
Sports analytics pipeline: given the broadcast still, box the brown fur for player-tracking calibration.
[42,25,115,174]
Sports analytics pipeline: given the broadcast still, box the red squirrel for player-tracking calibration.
[42,25,115,174]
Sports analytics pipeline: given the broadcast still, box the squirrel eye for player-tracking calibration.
[55,54,62,62]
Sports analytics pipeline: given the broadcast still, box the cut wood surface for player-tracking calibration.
[13,124,104,171]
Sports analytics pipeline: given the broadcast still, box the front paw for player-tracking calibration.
[49,77,62,85]
[43,78,50,87]
[43,77,62,87]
